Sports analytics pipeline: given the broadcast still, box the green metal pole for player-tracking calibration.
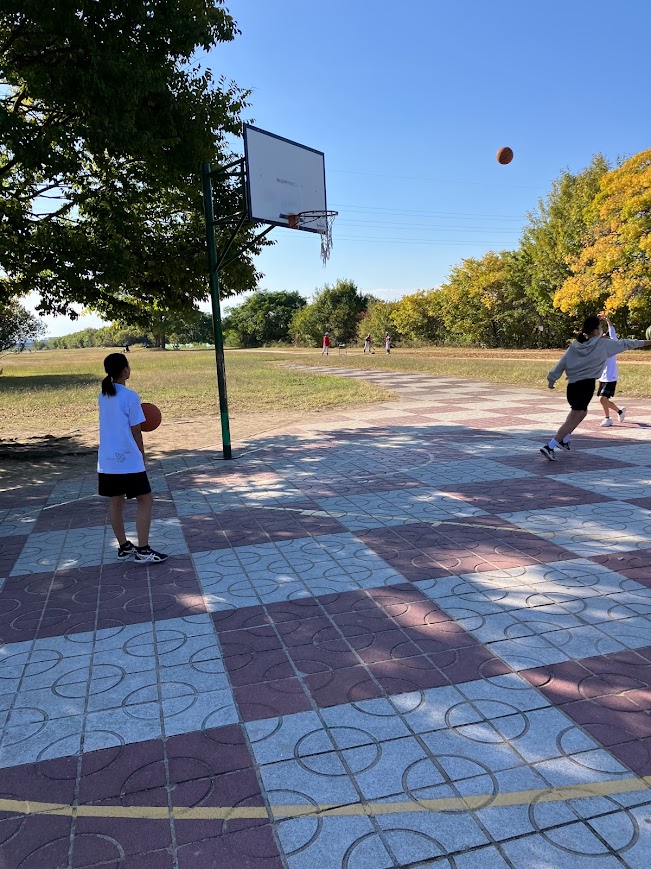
[201,161,232,460]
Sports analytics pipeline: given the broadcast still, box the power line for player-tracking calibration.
[329,203,526,222]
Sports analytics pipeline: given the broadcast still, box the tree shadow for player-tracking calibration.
[0,433,95,462]
[0,373,98,392]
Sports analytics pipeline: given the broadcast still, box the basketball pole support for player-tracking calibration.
[201,161,233,460]
[201,159,275,460]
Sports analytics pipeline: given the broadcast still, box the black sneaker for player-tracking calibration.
[118,540,136,559]
[557,440,571,451]
[135,546,169,564]
[540,445,556,461]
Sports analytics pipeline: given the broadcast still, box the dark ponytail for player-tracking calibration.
[102,353,128,396]
[575,316,601,344]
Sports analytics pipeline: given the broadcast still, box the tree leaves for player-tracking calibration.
[1,1,267,320]
[555,149,651,326]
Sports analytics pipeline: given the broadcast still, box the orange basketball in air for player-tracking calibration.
[140,402,162,432]
[497,147,514,165]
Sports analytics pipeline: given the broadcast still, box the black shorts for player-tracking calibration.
[98,471,151,499]
[566,379,596,412]
[597,381,617,399]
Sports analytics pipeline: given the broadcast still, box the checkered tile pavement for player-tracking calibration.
[3,370,651,867]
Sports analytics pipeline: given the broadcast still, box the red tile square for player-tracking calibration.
[173,769,266,843]
[79,740,166,804]
[234,678,311,721]
[562,698,651,743]
[0,815,71,869]
[176,826,282,869]
[367,655,448,694]
[211,605,269,632]
[73,815,172,860]
[345,629,421,664]
[429,644,511,685]
[304,664,382,708]
[223,648,294,687]
[275,616,343,648]
[166,725,254,776]
[219,626,283,657]
[288,643,360,674]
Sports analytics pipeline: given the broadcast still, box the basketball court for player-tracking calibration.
[2,370,651,867]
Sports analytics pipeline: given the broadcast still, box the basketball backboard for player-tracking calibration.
[243,125,328,233]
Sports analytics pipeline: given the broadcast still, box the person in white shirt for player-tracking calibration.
[98,353,168,563]
[598,316,626,427]
[540,316,651,461]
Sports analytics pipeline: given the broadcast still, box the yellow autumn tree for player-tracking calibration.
[390,290,444,345]
[555,149,651,323]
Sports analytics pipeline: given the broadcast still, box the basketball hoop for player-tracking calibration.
[287,209,338,264]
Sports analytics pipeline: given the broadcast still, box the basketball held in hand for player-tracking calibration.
[496,146,513,165]
[140,403,162,432]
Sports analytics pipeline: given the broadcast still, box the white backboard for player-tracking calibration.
[243,125,328,233]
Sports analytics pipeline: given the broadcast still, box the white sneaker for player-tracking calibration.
[600,418,613,427]
[618,407,627,423]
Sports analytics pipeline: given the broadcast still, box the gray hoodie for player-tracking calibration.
[547,335,646,385]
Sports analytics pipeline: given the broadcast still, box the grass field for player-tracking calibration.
[0,348,391,436]
[3,344,651,439]
[263,345,651,395]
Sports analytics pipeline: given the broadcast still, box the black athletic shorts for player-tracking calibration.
[98,471,151,499]
[597,381,617,399]
[567,378,596,412]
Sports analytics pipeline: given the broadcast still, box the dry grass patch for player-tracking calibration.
[0,348,391,437]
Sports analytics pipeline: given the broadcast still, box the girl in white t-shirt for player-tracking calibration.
[98,353,168,563]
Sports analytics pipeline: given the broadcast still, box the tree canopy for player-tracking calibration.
[1,1,269,321]
[357,301,402,346]
[223,290,306,347]
[0,298,45,354]
[555,149,651,330]
[289,279,373,346]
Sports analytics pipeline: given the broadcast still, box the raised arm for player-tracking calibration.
[604,338,651,358]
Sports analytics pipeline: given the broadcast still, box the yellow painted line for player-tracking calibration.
[1,776,651,820]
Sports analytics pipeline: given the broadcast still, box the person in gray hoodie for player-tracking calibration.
[540,315,651,460]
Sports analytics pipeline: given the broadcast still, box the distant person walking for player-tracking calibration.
[385,333,391,354]
[322,333,330,356]
[98,353,168,563]
[540,316,651,461]
[124,344,130,353]
[598,316,626,427]
[363,334,373,353]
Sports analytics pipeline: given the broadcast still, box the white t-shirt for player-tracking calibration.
[97,384,146,474]
[600,324,619,382]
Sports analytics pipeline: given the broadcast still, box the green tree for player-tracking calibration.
[0,298,45,355]
[223,291,306,347]
[390,290,443,345]
[438,251,540,348]
[168,312,215,346]
[1,1,268,319]
[290,279,373,346]
[357,301,402,347]
[289,304,323,347]
[520,155,609,343]
[555,149,651,331]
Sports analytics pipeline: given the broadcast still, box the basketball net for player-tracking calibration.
[288,210,338,265]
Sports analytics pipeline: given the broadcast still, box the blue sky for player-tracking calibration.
[34,0,650,334]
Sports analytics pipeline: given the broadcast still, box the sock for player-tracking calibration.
[548,439,560,449]
[562,435,571,444]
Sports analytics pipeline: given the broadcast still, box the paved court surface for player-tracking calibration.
[2,368,651,868]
